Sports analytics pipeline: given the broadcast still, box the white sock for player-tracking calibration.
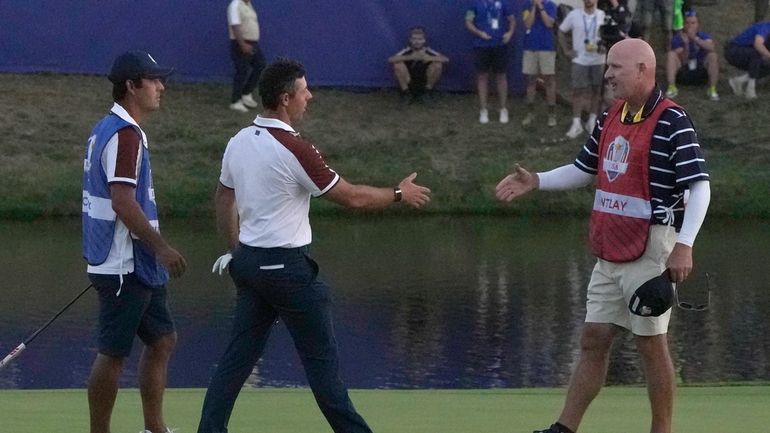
[587,113,597,127]
[572,117,581,126]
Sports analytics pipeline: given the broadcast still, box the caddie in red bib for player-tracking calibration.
[588,98,679,263]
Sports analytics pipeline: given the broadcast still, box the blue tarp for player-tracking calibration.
[0,0,526,92]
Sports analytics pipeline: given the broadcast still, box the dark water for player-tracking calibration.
[0,216,768,389]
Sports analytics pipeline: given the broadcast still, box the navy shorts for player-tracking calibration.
[89,273,175,358]
[473,45,509,74]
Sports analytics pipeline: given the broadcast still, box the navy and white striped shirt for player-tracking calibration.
[575,88,710,229]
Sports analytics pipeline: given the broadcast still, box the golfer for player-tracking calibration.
[82,50,186,433]
[197,58,431,433]
[495,38,710,433]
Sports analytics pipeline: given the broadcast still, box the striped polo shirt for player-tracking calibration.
[575,88,709,230]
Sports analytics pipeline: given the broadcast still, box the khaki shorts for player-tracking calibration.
[522,50,556,75]
[585,225,677,336]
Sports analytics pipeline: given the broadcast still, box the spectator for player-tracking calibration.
[521,0,559,127]
[665,10,720,101]
[634,0,674,49]
[227,0,266,112]
[465,0,516,124]
[559,0,606,138]
[388,27,449,104]
[725,20,770,100]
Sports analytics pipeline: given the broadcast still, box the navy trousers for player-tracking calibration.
[230,40,266,103]
[197,245,372,433]
[725,42,770,79]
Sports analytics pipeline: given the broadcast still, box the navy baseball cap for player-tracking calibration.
[628,270,674,317]
[108,50,174,83]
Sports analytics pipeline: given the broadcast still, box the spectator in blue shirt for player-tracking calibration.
[465,0,516,124]
[664,10,720,101]
[725,20,770,99]
[521,0,559,127]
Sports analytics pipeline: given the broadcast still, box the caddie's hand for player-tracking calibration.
[665,243,693,284]
[398,172,432,209]
[495,164,538,202]
[212,252,233,275]
[158,246,187,279]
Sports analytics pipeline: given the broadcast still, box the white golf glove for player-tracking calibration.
[212,252,233,275]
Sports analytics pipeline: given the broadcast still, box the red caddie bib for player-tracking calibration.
[588,98,678,263]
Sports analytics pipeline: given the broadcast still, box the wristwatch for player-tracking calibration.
[393,187,403,202]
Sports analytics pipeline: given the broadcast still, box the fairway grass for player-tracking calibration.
[0,386,767,433]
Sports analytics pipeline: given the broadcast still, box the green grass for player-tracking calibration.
[1,1,769,220]
[0,386,768,433]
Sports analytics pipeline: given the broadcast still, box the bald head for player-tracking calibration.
[604,38,657,105]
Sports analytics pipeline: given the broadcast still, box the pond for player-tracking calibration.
[0,215,768,389]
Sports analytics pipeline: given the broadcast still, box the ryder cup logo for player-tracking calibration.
[603,135,630,182]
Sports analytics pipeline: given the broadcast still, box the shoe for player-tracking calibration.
[499,108,509,124]
[229,101,249,112]
[521,113,534,126]
[479,108,489,124]
[728,76,744,96]
[241,94,258,108]
[547,114,557,127]
[139,428,176,433]
[533,424,560,433]
[665,84,678,98]
[706,87,720,101]
[565,121,583,139]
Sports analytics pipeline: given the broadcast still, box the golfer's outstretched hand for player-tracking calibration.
[399,172,432,208]
[495,164,539,202]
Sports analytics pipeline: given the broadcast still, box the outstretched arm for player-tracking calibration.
[323,172,431,210]
[495,165,539,202]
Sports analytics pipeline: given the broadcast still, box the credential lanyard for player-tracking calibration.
[583,12,597,43]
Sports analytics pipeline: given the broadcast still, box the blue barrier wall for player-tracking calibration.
[0,0,526,92]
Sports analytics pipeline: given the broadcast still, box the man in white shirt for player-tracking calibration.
[559,0,606,138]
[197,58,431,433]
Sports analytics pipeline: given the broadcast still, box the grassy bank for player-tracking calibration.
[1,1,768,219]
[1,386,768,433]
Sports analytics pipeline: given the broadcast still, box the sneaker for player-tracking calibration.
[565,121,584,139]
[521,112,534,126]
[241,94,258,108]
[706,87,720,101]
[499,108,509,124]
[229,101,249,112]
[547,114,557,127]
[533,424,561,433]
[665,84,679,98]
[479,108,489,124]
[139,428,176,433]
[728,76,745,96]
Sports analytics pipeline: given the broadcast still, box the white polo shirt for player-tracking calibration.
[220,116,339,248]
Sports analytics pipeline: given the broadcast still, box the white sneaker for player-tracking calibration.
[479,109,489,124]
[547,114,557,127]
[229,101,249,112]
[728,76,745,96]
[241,94,258,108]
[499,108,509,124]
[566,121,584,139]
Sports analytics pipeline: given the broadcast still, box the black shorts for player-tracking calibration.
[405,61,429,95]
[89,273,175,358]
[676,65,708,85]
[473,45,509,74]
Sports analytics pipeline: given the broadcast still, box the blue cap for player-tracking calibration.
[108,50,174,83]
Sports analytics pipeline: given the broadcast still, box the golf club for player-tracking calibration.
[0,283,93,369]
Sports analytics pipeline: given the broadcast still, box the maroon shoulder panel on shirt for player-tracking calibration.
[267,128,337,190]
[112,126,141,184]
